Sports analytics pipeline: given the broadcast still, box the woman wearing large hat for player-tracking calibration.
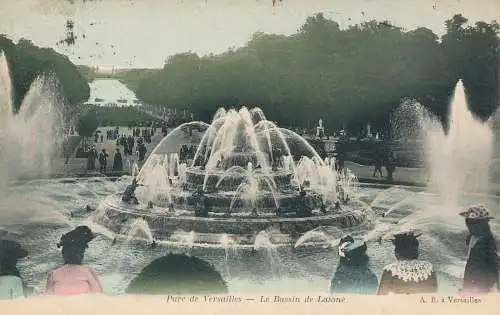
[459,205,499,295]
[0,240,29,299]
[377,232,438,295]
[45,226,103,295]
[330,235,378,294]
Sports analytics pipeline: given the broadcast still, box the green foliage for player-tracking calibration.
[116,68,162,92]
[130,13,499,134]
[76,109,99,137]
[0,35,90,116]
[95,106,158,127]
[76,65,99,82]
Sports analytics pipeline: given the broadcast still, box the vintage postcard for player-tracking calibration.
[0,0,499,314]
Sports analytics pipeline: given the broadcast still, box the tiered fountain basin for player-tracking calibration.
[94,107,366,245]
[184,166,294,191]
[95,193,367,245]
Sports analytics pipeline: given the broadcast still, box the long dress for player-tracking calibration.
[377,260,438,295]
[330,264,379,294]
[0,275,24,299]
[46,265,102,296]
[462,235,499,295]
[113,152,123,171]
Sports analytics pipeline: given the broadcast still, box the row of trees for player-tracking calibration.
[126,14,499,134]
[0,35,90,118]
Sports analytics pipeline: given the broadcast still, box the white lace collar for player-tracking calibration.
[383,260,434,283]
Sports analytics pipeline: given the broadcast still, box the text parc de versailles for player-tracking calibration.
[165,295,346,303]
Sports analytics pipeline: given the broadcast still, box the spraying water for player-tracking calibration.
[0,51,63,189]
[393,80,493,213]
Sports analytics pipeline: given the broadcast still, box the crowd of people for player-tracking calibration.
[86,127,153,175]
[330,205,499,295]
[0,205,497,299]
[372,146,396,181]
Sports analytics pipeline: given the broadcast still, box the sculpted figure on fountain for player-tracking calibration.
[193,188,209,217]
[122,177,140,204]
[296,188,313,217]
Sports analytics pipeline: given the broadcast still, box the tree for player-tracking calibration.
[125,14,499,135]
[76,109,99,148]
[0,34,90,119]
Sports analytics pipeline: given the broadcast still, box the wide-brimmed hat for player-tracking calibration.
[0,240,28,260]
[390,231,422,243]
[338,235,367,258]
[57,226,95,248]
[459,205,494,221]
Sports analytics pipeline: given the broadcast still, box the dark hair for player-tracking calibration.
[0,258,21,278]
[62,245,86,265]
[57,226,94,265]
[126,254,228,295]
[392,233,420,260]
[0,240,27,277]
[57,226,94,248]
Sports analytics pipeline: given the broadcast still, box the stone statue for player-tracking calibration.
[122,177,140,204]
[316,118,325,138]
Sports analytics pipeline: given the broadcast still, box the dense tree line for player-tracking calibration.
[94,106,159,127]
[130,14,499,135]
[0,35,90,118]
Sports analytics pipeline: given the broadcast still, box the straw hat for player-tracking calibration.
[459,204,494,221]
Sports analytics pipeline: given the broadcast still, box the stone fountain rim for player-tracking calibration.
[98,194,367,223]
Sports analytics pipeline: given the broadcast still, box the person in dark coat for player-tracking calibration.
[98,149,109,173]
[330,235,378,294]
[138,143,147,163]
[385,151,396,182]
[112,148,123,172]
[372,147,385,177]
[459,205,499,295]
[87,146,98,170]
[377,232,438,295]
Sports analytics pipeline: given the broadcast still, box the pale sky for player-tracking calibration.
[0,0,498,68]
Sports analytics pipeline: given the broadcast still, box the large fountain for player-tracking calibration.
[0,54,496,293]
[94,107,367,245]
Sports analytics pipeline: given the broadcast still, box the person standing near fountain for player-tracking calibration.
[45,226,103,296]
[0,240,29,299]
[87,145,98,171]
[330,236,378,294]
[138,142,147,163]
[385,151,396,182]
[98,149,109,173]
[377,232,438,295]
[372,146,384,178]
[459,205,499,295]
[112,148,123,172]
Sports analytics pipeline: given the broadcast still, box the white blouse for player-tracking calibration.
[0,276,25,300]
